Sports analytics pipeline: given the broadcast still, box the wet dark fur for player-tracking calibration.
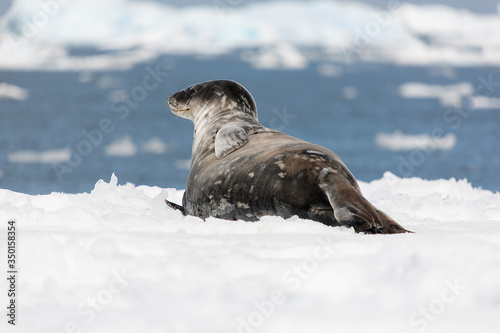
[166,80,409,234]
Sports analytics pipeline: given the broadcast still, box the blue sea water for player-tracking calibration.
[1,53,499,194]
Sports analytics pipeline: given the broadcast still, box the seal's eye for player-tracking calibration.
[186,86,195,96]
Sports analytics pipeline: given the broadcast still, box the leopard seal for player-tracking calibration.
[166,80,408,234]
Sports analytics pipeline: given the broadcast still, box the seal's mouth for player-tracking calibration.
[171,108,190,113]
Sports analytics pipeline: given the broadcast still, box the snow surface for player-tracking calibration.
[1,0,500,70]
[1,173,500,332]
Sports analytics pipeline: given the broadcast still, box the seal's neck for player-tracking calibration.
[191,106,260,156]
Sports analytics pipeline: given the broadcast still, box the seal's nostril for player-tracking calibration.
[168,96,177,108]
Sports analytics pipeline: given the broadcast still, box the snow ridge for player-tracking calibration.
[0,173,499,332]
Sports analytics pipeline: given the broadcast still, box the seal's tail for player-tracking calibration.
[165,199,186,216]
[318,168,410,234]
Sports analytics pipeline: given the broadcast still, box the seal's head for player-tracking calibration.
[168,80,257,123]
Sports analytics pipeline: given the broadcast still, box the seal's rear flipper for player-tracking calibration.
[375,208,412,233]
[165,199,186,216]
[318,168,409,234]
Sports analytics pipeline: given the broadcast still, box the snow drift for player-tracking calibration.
[1,173,499,332]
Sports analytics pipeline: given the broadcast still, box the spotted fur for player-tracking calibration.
[167,80,408,234]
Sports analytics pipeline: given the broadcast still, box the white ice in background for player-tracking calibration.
[175,159,191,170]
[0,82,29,100]
[1,0,500,70]
[7,147,71,163]
[398,81,474,107]
[103,136,170,155]
[341,86,358,100]
[398,81,500,110]
[106,89,128,103]
[96,74,124,89]
[103,135,137,157]
[0,173,499,332]
[77,70,94,83]
[240,42,309,69]
[469,96,500,109]
[317,63,342,77]
[141,137,169,154]
[375,131,457,151]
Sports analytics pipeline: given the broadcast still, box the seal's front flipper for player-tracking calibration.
[318,168,408,234]
[165,199,186,216]
[215,123,258,159]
